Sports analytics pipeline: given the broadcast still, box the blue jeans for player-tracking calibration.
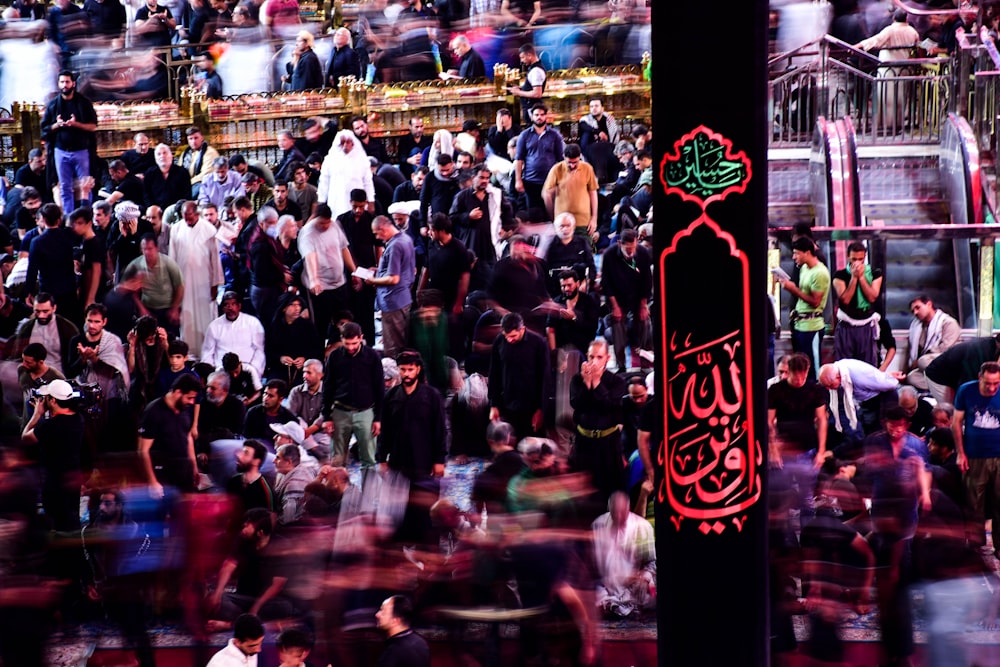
[54,147,91,215]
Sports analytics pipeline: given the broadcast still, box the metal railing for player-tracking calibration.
[770,35,952,147]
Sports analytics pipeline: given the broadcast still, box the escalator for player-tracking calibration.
[769,113,982,330]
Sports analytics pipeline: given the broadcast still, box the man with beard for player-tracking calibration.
[201,292,266,377]
[244,380,296,442]
[273,130,306,183]
[601,229,652,371]
[393,165,426,204]
[489,312,549,440]
[138,373,201,497]
[546,269,599,357]
[336,190,377,345]
[420,213,471,319]
[180,127,220,200]
[513,104,564,221]
[397,117,431,179]
[323,322,384,468]
[143,143,192,210]
[450,163,509,290]
[198,370,246,456]
[171,201,224,358]
[420,154,460,229]
[206,613,265,666]
[225,439,273,514]
[542,211,596,297]
[101,160,145,208]
[198,157,246,211]
[26,202,80,323]
[298,204,358,344]
[543,143,599,239]
[375,595,430,667]
[351,116,388,165]
[66,303,129,394]
[120,134,155,180]
[8,293,79,375]
[287,161,318,220]
[40,70,97,216]
[368,215,415,359]
[14,148,49,202]
[378,350,446,481]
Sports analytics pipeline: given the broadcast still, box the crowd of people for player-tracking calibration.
[0,39,656,664]
[769,222,1000,667]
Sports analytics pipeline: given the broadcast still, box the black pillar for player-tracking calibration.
[653,2,770,666]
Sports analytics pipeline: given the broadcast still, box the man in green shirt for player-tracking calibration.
[780,237,830,382]
[125,233,184,336]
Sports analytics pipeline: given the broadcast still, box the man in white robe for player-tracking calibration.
[591,491,656,618]
[170,200,224,357]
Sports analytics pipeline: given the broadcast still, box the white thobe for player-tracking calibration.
[201,313,266,376]
[170,218,224,358]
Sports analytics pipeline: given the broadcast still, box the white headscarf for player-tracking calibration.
[427,129,454,168]
[317,129,374,218]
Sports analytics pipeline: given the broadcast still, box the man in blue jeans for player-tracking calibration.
[40,70,97,216]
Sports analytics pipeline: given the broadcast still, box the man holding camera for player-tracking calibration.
[22,379,84,532]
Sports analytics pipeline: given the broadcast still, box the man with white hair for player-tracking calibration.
[286,358,329,450]
[446,34,485,79]
[819,360,904,440]
[171,200,224,357]
[327,26,359,88]
[143,143,192,210]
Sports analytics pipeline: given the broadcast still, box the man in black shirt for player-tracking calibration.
[224,439,273,514]
[375,595,430,667]
[488,312,549,440]
[143,144,192,211]
[199,370,246,453]
[600,229,652,371]
[378,350,446,481]
[323,322,384,467]
[13,148,49,202]
[767,352,828,466]
[244,379,295,442]
[138,373,201,497]
[22,378,85,531]
[27,203,81,324]
[351,116,388,165]
[421,213,471,317]
[546,269,600,356]
[120,134,155,179]
[40,70,97,218]
[69,206,108,309]
[397,118,431,179]
[100,159,145,208]
[336,191,377,345]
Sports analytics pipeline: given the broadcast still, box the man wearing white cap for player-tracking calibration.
[22,378,85,531]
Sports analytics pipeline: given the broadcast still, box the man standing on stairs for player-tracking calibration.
[832,242,883,366]
[780,237,830,382]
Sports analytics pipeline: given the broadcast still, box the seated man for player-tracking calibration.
[224,439,273,513]
[906,295,961,404]
[592,491,656,618]
[273,443,317,526]
[244,379,295,442]
[202,291,266,378]
[198,370,246,457]
[222,352,262,407]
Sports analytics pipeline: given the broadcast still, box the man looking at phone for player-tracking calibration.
[832,241,883,366]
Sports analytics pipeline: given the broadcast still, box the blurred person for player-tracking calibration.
[120,133,155,179]
[397,117,431,179]
[468,420,524,522]
[927,334,1000,407]
[244,379,295,441]
[194,51,224,99]
[133,0,177,48]
[926,427,963,509]
[241,172,273,214]
[21,378,84,531]
[40,70,97,215]
[143,143,192,210]
[327,26,360,88]
[199,156,246,211]
[318,129,373,219]
[489,312,548,439]
[225,439,273,513]
[542,211,596,296]
[367,215,415,358]
[543,143,598,238]
[298,203,358,344]
[570,338,627,506]
[266,293,322,387]
[248,206,291,328]
[284,31,323,91]
[276,627,313,667]
[375,595,430,667]
[601,229,651,370]
[26,202,80,323]
[137,372,201,497]
[108,201,151,282]
[206,613,265,666]
[592,490,655,618]
[201,291,266,376]
[262,0,301,31]
[293,117,336,166]
[170,200,224,357]
[546,268,599,357]
[274,131,306,183]
[68,206,106,310]
[514,104,564,221]
[126,233,184,336]
[488,234,550,327]
[620,374,648,459]
[378,349,446,480]
[906,295,961,404]
[423,128,454,172]
[125,315,168,411]
[953,361,1000,556]
[180,127,220,199]
[931,403,954,431]
[322,321,383,467]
